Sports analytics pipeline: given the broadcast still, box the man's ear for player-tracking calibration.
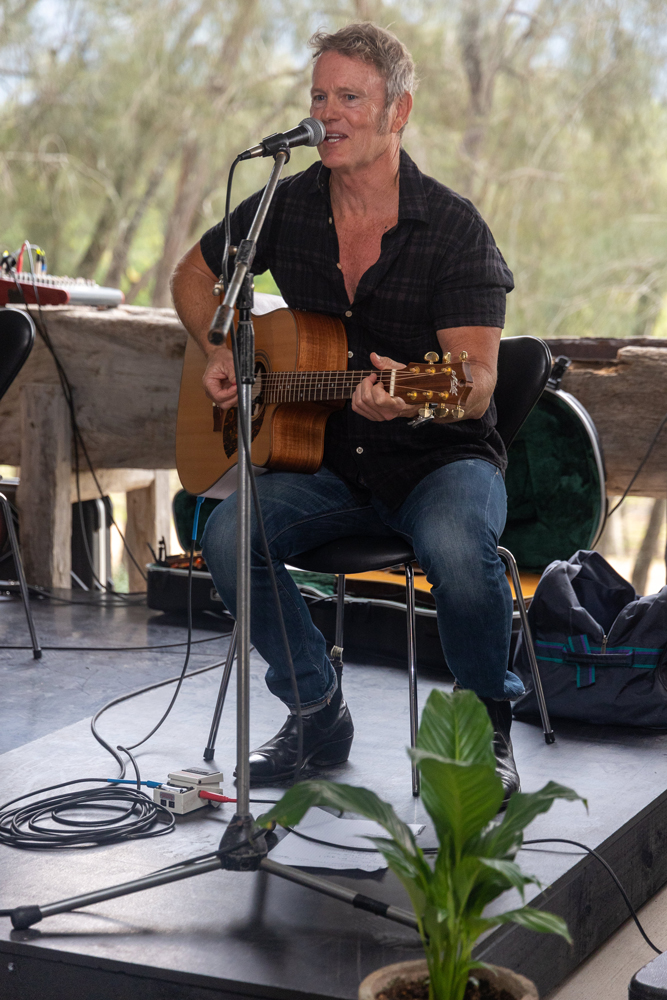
[391,91,413,133]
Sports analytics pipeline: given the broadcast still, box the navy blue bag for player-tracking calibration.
[513,550,667,727]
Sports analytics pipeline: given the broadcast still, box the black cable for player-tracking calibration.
[90,545,218,772]
[523,837,662,954]
[222,155,242,285]
[0,648,234,849]
[607,411,667,518]
[220,161,304,780]
[0,776,174,850]
[1,633,229,653]
[125,545,196,751]
[0,551,230,847]
[284,825,380,852]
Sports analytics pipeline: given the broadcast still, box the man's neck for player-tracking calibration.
[329,140,401,219]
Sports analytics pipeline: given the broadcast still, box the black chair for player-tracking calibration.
[203,337,554,789]
[0,307,41,658]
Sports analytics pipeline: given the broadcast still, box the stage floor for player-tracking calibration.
[2,594,667,999]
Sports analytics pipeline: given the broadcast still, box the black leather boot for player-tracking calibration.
[480,697,521,806]
[244,683,354,785]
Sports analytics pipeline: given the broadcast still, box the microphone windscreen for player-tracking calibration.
[300,117,326,147]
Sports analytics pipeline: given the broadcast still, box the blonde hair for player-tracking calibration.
[309,22,416,108]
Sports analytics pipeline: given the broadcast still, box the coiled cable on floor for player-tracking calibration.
[0,750,175,850]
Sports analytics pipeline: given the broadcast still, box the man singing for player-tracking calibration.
[171,22,524,800]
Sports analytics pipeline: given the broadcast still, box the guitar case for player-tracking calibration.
[499,383,607,569]
[147,371,607,672]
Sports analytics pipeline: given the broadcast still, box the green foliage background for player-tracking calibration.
[2,0,667,337]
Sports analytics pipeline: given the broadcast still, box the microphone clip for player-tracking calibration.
[240,136,292,162]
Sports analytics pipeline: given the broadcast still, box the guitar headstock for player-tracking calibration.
[388,351,473,420]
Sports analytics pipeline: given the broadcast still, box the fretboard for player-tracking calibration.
[260,370,390,404]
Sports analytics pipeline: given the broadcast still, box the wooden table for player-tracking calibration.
[0,305,186,589]
[1,304,666,589]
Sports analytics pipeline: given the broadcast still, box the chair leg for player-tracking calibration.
[405,562,420,796]
[498,546,555,745]
[0,493,41,660]
[330,574,345,678]
[203,622,238,761]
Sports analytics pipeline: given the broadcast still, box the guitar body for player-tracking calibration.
[176,309,347,495]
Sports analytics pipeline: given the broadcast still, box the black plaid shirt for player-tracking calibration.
[200,149,514,509]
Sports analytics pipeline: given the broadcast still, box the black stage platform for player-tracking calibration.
[2,594,667,999]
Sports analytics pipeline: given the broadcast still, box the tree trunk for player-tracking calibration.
[105,159,168,289]
[632,499,666,595]
[76,196,119,279]
[151,139,207,308]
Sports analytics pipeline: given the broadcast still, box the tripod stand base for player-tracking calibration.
[218,813,268,871]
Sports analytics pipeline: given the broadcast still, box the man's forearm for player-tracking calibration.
[460,365,496,419]
[436,325,501,421]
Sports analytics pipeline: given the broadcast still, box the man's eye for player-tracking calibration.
[344,94,358,101]
[311,94,325,102]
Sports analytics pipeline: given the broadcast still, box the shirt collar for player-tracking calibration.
[310,148,429,224]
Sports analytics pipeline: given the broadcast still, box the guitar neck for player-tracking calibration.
[262,370,389,403]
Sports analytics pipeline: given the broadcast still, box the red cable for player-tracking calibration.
[198,790,236,803]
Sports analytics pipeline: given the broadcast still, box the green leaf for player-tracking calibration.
[478,858,540,898]
[482,781,587,857]
[366,837,430,918]
[415,753,504,854]
[417,689,496,768]
[491,905,572,943]
[256,780,418,855]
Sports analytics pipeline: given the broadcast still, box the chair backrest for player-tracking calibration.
[0,307,35,403]
[495,336,552,450]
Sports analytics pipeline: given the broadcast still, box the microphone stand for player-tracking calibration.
[208,144,291,868]
[5,146,421,938]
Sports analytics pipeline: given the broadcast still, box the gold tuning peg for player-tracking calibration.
[424,351,440,363]
[459,351,468,361]
[442,352,451,364]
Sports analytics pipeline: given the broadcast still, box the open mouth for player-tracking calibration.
[324,132,348,144]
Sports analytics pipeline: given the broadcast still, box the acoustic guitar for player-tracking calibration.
[176,308,473,497]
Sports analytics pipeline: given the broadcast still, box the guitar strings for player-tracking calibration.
[257,369,468,402]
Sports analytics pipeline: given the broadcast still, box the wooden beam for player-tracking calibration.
[16,384,72,588]
[561,346,667,498]
[70,468,156,503]
[124,471,172,592]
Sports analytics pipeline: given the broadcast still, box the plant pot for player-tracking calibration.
[358,959,539,1000]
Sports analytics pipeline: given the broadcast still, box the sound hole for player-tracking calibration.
[222,360,267,459]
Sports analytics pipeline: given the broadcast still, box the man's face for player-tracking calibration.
[310,50,397,172]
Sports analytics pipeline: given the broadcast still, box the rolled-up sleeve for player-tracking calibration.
[431,214,514,330]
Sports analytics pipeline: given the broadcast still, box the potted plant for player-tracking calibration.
[258,689,584,1000]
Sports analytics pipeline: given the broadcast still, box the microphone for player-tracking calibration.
[239,117,326,160]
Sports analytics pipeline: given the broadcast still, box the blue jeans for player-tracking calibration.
[201,459,524,710]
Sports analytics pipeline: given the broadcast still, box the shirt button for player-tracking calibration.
[336,262,342,269]
[356,446,363,454]
[328,216,332,224]
[345,310,352,318]
[348,351,353,358]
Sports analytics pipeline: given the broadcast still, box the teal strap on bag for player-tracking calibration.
[535,635,662,690]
